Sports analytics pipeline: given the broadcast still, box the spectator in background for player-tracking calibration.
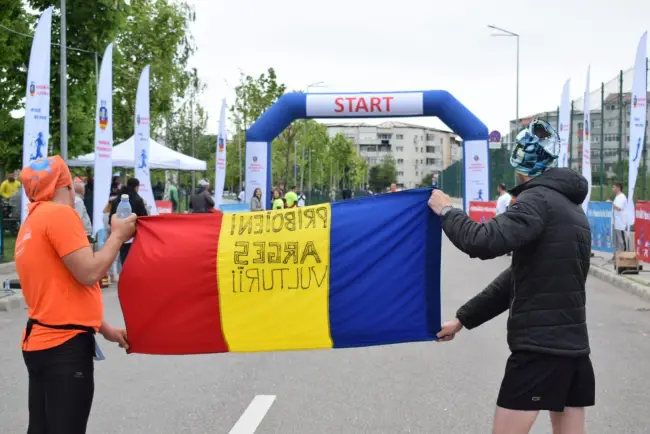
[0,171,21,199]
[389,183,397,193]
[272,190,284,210]
[297,191,307,207]
[238,189,246,203]
[168,179,179,212]
[285,186,298,208]
[73,181,93,236]
[153,181,164,201]
[190,180,215,213]
[109,178,148,264]
[251,188,264,211]
[612,181,628,253]
[84,170,94,224]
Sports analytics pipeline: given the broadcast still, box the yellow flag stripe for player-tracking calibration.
[217,205,333,352]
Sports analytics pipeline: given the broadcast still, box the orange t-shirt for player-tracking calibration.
[16,202,103,351]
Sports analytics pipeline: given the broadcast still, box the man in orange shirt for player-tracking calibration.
[16,156,137,434]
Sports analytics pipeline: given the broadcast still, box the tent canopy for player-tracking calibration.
[67,136,207,171]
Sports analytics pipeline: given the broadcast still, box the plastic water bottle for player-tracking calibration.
[116,194,132,219]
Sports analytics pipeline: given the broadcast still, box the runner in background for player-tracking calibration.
[272,189,284,210]
[496,183,513,257]
[612,181,628,253]
[285,186,298,208]
[16,156,136,434]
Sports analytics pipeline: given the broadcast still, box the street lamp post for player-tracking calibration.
[488,24,520,137]
[299,81,326,190]
[60,0,68,160]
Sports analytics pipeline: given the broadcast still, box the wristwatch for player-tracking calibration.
[440,205,453,217]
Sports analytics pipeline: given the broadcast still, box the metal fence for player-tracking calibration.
[488,63,650,202]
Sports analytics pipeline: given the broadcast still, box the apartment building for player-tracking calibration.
[508,92,650,175]
[325,121,462,189]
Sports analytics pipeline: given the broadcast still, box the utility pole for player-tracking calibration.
[60,0,68,160]
[190,97,195,189]
[300,121,307,192]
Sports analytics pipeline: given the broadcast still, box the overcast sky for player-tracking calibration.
[186,0,649,136]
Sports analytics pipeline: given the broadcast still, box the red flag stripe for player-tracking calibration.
[119,214,229,354]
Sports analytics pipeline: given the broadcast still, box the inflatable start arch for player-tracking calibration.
[245,90,489,210]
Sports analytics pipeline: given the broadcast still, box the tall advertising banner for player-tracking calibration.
[581,67,592,215]
[92,43,113,236]
[245,142,268,208]
[586,202,614,253]
[635,202,650,263]
[558,79,571,168]
[214,99,227,208]
[134,65,157,215]
[463,140,490,212]
[21,7,53,223]
[625,32,648,228]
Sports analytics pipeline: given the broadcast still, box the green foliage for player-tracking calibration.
[0,0,32,171]
[232,68,286,127]
[368,156,397,192]
[0,0,201,169]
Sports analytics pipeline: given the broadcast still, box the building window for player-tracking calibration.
[415,171,419,176]
[426,146,436,153]
[397,171,404,177]
[377,133,392,140]
[415,147,418,152]
[578,122,583,129]
[426,158,435,165]
[397,159,404,164]
[426,133,436,141]
[440,137,444,145]
[396,146,404,152]
[396,134,404,140]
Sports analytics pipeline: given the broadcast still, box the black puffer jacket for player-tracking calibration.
[443,168,591,356]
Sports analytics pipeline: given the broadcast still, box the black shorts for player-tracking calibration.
[496,351,595,412]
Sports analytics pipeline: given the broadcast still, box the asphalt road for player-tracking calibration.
[1,237,650,434]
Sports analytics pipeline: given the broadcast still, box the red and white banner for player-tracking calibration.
[155,200,173,214]
[634,201,650,263]
[306,92,423,117]
[468,201,497,223]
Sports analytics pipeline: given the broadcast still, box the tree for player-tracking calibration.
[369,157,397,192]
[232,68,286,128]
[16,0,200,160]
[229,68,287,190]
[0,0,34,172]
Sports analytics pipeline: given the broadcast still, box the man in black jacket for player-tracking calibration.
[429,119,593,434]
[109,177,149,264]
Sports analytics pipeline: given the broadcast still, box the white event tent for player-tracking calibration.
[67,136,207,171]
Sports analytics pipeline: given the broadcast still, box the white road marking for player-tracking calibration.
[228,395,276,434]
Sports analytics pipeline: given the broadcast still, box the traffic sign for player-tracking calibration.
[489,130,501,143]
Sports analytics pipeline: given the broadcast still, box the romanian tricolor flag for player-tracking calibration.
[119,189,442,355]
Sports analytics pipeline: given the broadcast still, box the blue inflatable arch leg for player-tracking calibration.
[245,90,489,210]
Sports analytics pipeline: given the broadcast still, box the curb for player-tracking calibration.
[0,262,16,273]
[0,294,26,312]
[588,265,650,302]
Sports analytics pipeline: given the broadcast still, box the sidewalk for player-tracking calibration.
[0,261,22,312]
[589,250,650,301]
